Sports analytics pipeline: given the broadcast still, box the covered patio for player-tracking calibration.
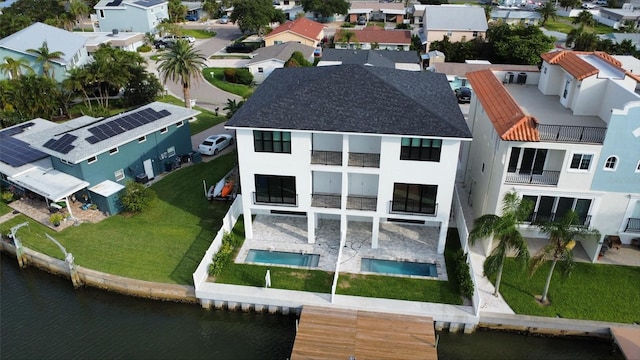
[236,214,448,280]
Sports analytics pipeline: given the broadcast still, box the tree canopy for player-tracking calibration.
[156,40,207,109]
[230,0,286,35]
[300,0,350,19]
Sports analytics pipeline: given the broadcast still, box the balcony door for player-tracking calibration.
[508,147,547,175]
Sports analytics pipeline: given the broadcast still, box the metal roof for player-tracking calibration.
[0,22,87,65]
[424,5,488,31]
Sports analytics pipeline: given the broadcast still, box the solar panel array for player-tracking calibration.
[86,108,171,144]
[0,122,49,167]
[106,0,123,6]
[43,134,78,154]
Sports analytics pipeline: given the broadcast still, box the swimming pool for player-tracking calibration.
[245,250,320,267]
[361,258,437,277]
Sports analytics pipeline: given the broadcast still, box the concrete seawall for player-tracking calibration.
[1,241,197,303]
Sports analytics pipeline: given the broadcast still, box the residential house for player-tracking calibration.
[0,102,199,215]
[431,62,539,90]
[92,0,169,33]
[182,1,202,20]
[407,4,427,26]
[596,4,640,30]
[0,22,89,82]
[333,29,411,51]
[76,31,146,54]
[489,10,542,26]
[317,48,421,71]
[347,1,406,24]
[264,17,326,48]
[419,5,488,52]
[464,50,640,262]
[599,33,640,51]
[225,64,472,259]
[273,0,305,21]
[246,42,316,84]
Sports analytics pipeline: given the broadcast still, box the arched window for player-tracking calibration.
[604,156,618,171]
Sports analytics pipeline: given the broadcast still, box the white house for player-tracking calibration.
[92,0,169,33]
[333,29,412,51]
[464,50,640,262]
[225,64,472,258]
[246,42,315,84]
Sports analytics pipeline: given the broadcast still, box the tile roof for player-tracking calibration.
[265,18,325,42]
[541,50,640,82]
[226,64,471,139]
[466,69,539,142]
[334,29,411,45]
[247,42,316,65]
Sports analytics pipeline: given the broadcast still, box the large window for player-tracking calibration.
[508,147,547,174]
[254,131,291,153]
[391,183,437,215]
[400,138,441,162]
[522,195,591,225]
[255,175,296,205]
[569,153,593,171]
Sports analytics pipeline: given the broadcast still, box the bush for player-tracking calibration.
[137,45,152,52]
[119,181,156,213]
[454,249,474,299]
[395,23,411,29]
[223,68,236,83]
[235,68,253,85]
[341,23,355,28]
[1,191,14,203]
[208,231,241,276]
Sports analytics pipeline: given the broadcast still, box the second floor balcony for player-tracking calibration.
[505,169,560,186]
[527,212,592,227]
[347,195,377,211]
[311,150,342,166]
[624,218,640,233]
[311,193,341,208]
[538,124,606,144]
[348,152,380,168]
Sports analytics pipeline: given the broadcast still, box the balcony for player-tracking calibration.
[311,193,341,208]
[253,192,298,207]
[505,169,560,186]
[348,152,380,168]
[624,218,640,233]
[538,124,606,144]
[528,212,591,227]
[346,195,377,211]
[311,150,342,166]
[388,201,438,216]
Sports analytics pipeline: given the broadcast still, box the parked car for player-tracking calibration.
[198,134,233,155]
[185,14,198,21]
[180,35,196,43]
[154,40,169,49]
[582,2,597,8]
[313,47,322,57]
[219,15,229,24]
[225,43,255,53]
[455,87,472,103]
[357,16,367,25]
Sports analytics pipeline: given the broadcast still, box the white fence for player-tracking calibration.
[452,187,481,317]
[192,195,244,287]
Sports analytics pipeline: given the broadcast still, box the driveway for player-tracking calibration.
[191,120,236,163]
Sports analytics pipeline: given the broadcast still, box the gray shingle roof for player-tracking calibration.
[320,49,420,68]
[247,42,316,65]
[0,22,86,65]
[425,5,488,31]
[226,64,471,139]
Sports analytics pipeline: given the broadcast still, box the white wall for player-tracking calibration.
[313,133,342,151]
[248,59,285,84]
[598,80,640,122]
[538,62,564,96]
[313,171,341,193]
[348,173,379,196]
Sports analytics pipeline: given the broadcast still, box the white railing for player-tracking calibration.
[192,195,243,287]
[453,187,480,316]
[330,231,346,303]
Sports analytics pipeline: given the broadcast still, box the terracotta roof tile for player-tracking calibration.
[266,18,325,41]
[334,29,411,45]
[541,50,640,82]
[467,69,539,142]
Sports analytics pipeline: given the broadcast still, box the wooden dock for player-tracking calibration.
[290,306,438,360]
[611,326,640,360]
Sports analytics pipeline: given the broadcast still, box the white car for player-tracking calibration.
[198,134,233,155]
[180,35,196,43]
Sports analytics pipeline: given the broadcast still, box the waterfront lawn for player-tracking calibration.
[497,259,640,324]
[202,68,254,98]
[157,95,226,135]
[1,153,237,285]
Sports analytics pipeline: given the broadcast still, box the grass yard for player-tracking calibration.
[181,29,216,38]
[157,95,226,135]
[0,153,237,285]
[203,68,254,98]
[0,202,11,216]
[496,259,640,324]
[544,16,614,34]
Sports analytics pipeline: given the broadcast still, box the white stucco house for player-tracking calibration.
[246,42,315,84]
[463,50,640,262]
[92,0,169,33]
[225,64,472,257]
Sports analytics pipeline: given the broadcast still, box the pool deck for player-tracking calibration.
[236,215,448,281]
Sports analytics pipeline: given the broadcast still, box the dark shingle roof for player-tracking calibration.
[227,65,471,139]
[320,49,420,68]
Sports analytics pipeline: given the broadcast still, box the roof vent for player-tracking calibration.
[112,29,119,36]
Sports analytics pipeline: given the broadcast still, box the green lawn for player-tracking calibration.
[202,68,254,98]
[496,259,640,324]
[181,29,217,39]
[157,95,226,135]
[0,153,237,285]
[544,16,614,34]
[0,202,11,216]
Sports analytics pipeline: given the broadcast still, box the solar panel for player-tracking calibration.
[84,107,172,144]
[0,136,48,167]
[42,134,77,154]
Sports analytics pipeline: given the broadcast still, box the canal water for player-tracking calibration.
[1,253,624,360]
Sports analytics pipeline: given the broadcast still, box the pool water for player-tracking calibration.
[361,258,437,277]
[245,250,320,267]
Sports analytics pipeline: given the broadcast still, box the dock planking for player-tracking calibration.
[291,306,438,360]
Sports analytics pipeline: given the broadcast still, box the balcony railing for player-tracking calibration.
[348,152,380,168]
[311,193,341,208]
[527,212,591,227]
[624,218,640,233]
[388,201,438,216]
[346,195,377,211]
[253,192,298,207]
[538,124,606,144]
[311,150,342,166]
[505,169,560,186]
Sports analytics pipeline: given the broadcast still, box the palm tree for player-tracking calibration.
[572,10,595,27]
[0,57,34,79]
[63,67,92,109]
[573,32,599,51]
[339,30,357,49]
[537,2,557,26]
[26,41,65,79]
[529,211,600,304]
[469,190,533,296]
[565,25,584,48]
[156,39,207,109]
[223,98,244,119]
[69,0,90,31]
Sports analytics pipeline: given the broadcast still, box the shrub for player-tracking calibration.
[454,249,474,299]
[395,23,411,29]
[137,45,152,52]
[49,213,64,226]
[1,191,14,203]
[208,232,241,276]
[223,68,236,83]
[341,23,355,28]
[290,51,312,67]
[234,68,253,85]
[119,181,156,213]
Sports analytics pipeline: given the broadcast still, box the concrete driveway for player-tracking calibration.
[191,120,236,163]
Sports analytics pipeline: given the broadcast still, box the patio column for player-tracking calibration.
[64,196,75,220]
[371,216,380,249]
[243,208,253,240]
[307,212,316,244]
[340,214,347,248]
[437,222,447,254]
